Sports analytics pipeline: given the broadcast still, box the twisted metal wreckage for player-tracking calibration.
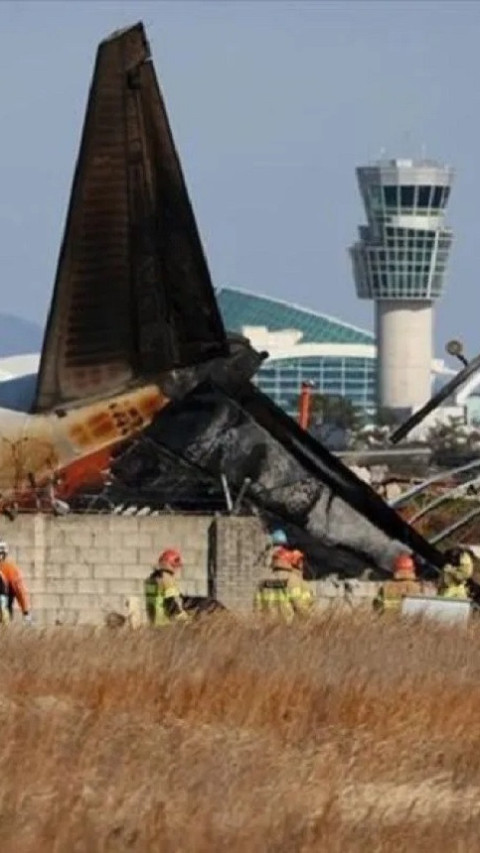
[0,22,462,577]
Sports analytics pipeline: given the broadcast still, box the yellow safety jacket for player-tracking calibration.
[373,578,423,614]
[253,569,314,623]
[144,571,189,627]
[438,581,469,600]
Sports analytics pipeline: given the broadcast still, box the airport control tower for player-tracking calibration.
[349,159,454,416]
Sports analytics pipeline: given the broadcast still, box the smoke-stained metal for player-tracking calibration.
[146,380,446,570]
[33,22,227,414]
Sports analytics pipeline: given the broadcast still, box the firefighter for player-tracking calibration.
[438,548,473,600]
[144,548,189,627]
[254,545,315,622]
[0,540,31,623]
[373,552,422,614]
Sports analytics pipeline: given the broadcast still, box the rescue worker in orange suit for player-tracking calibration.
[0,540,31,624]
[373,552,423,614]
[144,548,189,627]
[254,545,315,622]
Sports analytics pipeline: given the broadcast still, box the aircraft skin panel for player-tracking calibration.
[33,22,227,415]
[0,385,167,498]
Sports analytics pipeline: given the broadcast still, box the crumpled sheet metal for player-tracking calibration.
[146,382,440,572]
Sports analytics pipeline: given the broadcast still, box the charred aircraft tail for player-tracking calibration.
[33,23,228,415]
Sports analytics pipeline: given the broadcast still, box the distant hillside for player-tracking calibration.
[0,314,43,357]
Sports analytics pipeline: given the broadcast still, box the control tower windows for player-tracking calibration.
[379,184,450,215]
[383,186,398,207]
[431,186,443,207]
[417,186,432,208]
[400,186,415,207]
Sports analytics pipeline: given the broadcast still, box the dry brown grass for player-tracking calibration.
[2,612,480,851]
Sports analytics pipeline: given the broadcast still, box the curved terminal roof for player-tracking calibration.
[217,287,374,345]
[0,354,40,379]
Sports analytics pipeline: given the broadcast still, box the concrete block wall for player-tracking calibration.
[213,516,269,611]
[1,514,212,626]
[0,513,384,625]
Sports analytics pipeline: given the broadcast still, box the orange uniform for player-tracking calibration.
[0,560,30,617]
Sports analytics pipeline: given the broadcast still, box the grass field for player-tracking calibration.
[2,612,480,851]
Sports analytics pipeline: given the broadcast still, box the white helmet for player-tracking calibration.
[0,541,9,558]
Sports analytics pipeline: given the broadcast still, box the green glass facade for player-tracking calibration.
[217,288,376,416]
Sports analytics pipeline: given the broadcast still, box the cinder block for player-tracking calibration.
[14,545,37,562]
[77,579,108,595]
[44,579,78,595]
[76,609,105,626]
[93,564,122,579]
[138,548,157,568]
[107,579,142,595]
[62,594,98,611]
[122,563,150,581]
[61,531,95,549]
[31,593,63,609]
[105,548,139,566]
[24,578,47,594]
[45,547,70,565]
[100,593,127,613]
[123,533,153,550]
[62,563,93,580]
[87,548,111,565]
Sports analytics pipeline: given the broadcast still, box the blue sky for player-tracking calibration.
[0,0,478,358]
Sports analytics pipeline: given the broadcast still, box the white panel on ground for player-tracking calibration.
[401,595,471,624]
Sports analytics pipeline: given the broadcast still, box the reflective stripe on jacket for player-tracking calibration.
[144,572,188,627]
[373,578,423,613]
[254,569,314,623]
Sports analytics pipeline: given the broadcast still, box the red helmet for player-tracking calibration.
[158,548,183,572]
[272,546,304,571]
[290,549,305,571]
[392,552,415,580]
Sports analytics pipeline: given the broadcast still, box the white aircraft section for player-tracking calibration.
[0,354,40,381]
[0,354,41,413]
[402,595,471,624]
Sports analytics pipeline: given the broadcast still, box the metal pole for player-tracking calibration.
[389,459,480,509]
[220,473,233,514]
[233,477,251,515]
[410,473,480,524]
[429,507,480,546]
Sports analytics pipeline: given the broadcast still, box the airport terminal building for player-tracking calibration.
[0,287,475,426]
[217,287,455,420]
